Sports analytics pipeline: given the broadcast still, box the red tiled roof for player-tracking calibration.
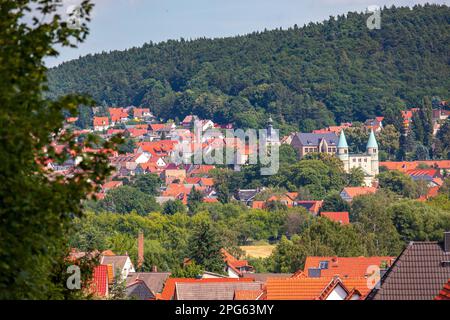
[93,117,109,127]
[102,180,123,190]
[221,249,253,276]
[380,161,450,172]
[149,124,166,132]
[265,277,370,300]
[303,256,394,279]
[138,141,178,157]
[296,200,323,214]
[159,278,254,300]
[66,117,78,123]
[133,108,151,118]
[109,108,128,122]
[434,279,450,300]
[342,187,377,199]
[203,198,219,203]
[320,212,350,225]
[90,265,109,297]
[252,201,265,209]
[127,128,148,138]
[234,289,263,300]
[405,168,440,178]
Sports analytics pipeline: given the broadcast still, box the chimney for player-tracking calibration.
[152,265,158,273]
[138,231,144,269]
[331,256,338,267]
[445,232,450,253]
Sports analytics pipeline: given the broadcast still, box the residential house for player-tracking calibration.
[312,123,352,134]
[367,232,450,300]
[340,186,377,202]
[295,200,323,215]
[158,278,256,300]
[234,188,263,207]
[174,281,264,300]
[194,119,215,132]
[100,254,135,280]
[101,180,123,193]
[181,115,199,128]
[93,117,109,131]
[405,168,443,187]
[302,256,394,279]
[380,160,450,175]
[133,108,153,120]
[89,265,110,298]
[109,108,129,125]
[164,169,186,184]
[263,277,369,300]
[222,249,254,278]
[320,212,350,225]
[125,272,171,300]
[364,117,384,132]
[401,108,420,132]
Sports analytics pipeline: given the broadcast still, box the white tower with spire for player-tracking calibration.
[366,129,379,176]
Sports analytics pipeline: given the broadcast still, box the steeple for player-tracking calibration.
[366,129,378,150]
[337,130,349,149]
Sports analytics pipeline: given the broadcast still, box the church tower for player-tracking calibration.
[266,117,280,147]
[366,129,379,175]
[337,130,349,171]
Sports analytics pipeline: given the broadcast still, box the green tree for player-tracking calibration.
[162,199,186,215]
[346,167,365,187]
[187,187,204,213]
[117,138,136,154]
[99,186,160,215]
[351,192,403,256]
[434,119,450,159]
[321,191,351,212]
[0,0,121,299]
[188,221,224,274]
[132,174,161,196]
[378,170,418,198]
[388,200,450,242]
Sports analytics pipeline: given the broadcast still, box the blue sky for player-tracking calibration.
[46,0,449,67]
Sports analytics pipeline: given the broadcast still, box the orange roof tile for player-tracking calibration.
[342,187,377,199]
[265,277,371,300]
[380,160,450,172]
[90,265,109,297]
[252,201,266,209]
[234,289,263,300]
[434,279,450,300]
[320,212,350,225]
[93,117,109,127]
[303,256,394,279]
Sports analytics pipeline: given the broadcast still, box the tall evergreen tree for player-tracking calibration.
[188,221,224,274]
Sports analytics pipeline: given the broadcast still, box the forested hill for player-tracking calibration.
[48,5,450,132]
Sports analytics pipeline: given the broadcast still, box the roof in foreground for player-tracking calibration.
[175,282,263,300]
[369,242,450,300]
[303,256,394,278]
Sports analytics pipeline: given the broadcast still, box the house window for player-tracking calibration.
[353,159,356,162]
[364,159,367,162]
[319,261,329,269]
[358,158,362,162]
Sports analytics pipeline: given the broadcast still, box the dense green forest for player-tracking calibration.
[48,5,449,132]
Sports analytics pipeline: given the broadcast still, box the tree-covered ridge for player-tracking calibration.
[48,5,449,132]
